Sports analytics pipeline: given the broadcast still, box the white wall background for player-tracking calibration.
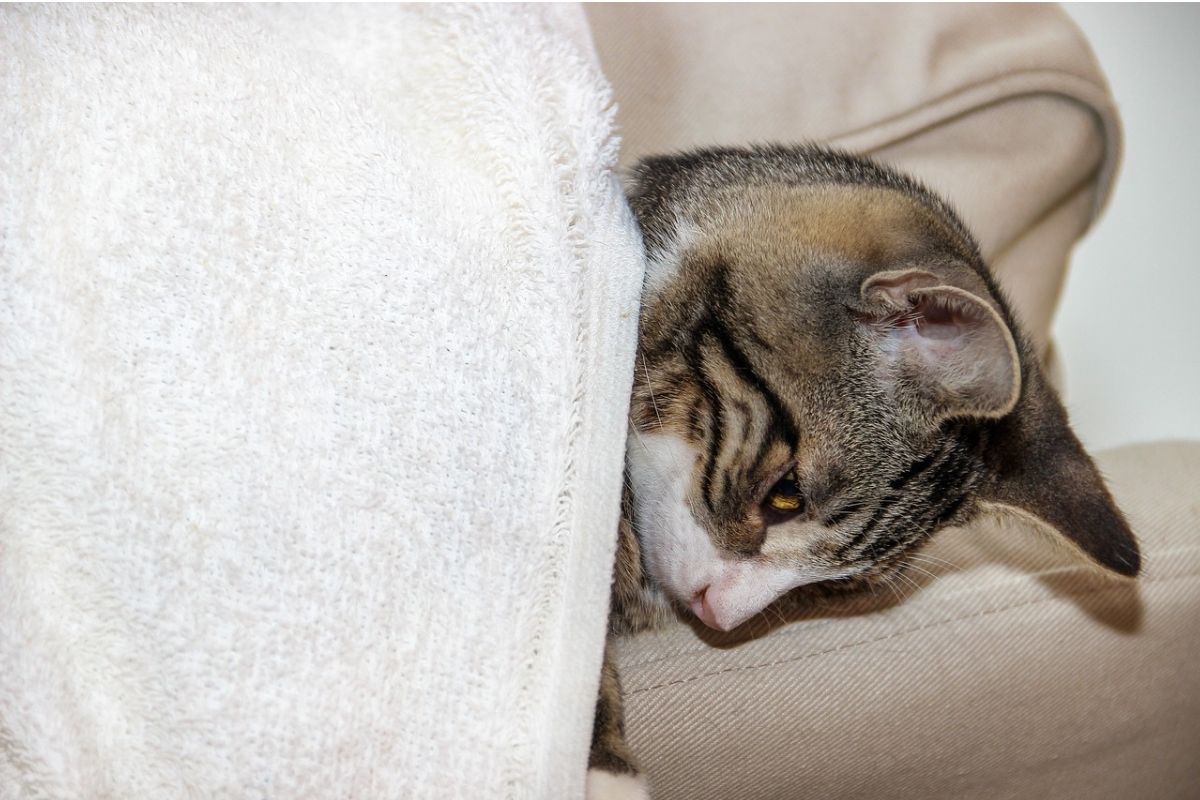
[1055,4,1200,451]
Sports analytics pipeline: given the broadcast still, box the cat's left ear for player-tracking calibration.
[976,368,1141,577]
[858,268,1021,426]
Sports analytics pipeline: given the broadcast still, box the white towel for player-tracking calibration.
[0,5,642,797]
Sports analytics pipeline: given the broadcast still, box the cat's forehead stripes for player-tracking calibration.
[628,146,1000,563]
[627,186,990,565]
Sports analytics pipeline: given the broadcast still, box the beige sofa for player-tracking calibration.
[588,5,1200,798]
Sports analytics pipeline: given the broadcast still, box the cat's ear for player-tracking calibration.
[978,370,1141,577]
[858,269,1020,425]
[859,268,1139,576]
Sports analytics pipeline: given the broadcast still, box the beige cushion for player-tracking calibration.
[589,6,1196,797]
[587,3,1119,363]
[616,442,1200,799]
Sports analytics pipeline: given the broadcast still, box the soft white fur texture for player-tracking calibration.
[0,5,642,797]
[585,768,651,800]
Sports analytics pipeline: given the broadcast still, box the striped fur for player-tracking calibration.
[589,145,1139,795]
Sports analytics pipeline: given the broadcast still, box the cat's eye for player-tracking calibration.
[764,470,804,515]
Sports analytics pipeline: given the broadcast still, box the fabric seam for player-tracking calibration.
[825,67,1121,225]
[626,569,1196,696]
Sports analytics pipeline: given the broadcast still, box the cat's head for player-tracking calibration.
[625,145,1139,632]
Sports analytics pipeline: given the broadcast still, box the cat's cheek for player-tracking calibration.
[625,431,718,599]
[626,431,848,630]
[639,214,698,301]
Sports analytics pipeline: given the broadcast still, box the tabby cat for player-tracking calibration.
[586,145,1140,799]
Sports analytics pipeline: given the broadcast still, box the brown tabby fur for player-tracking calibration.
[587,145,1139,792]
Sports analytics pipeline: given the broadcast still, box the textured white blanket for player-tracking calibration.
[0,5,642,797]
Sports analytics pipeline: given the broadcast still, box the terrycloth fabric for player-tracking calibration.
[0,5,642,798]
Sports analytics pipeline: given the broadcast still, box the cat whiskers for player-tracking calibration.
[906,552,961,572]
[877,572,908,606]
[752,600,790,631]
[890,568,925,598]
[625,410,707,524]
[898,560,941,585]
[620,437,700,544]
[641,352,665,433]
[626,416,669,483]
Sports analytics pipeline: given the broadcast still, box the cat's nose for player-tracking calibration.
[690,586,722,630]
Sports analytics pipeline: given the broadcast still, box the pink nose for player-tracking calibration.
[690,586,723,630]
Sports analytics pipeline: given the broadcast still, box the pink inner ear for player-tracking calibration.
[912,291,981,341]
[863,281,1021,421]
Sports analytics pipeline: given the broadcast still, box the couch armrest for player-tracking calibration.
[617,441,1200,799]
[587,3,1120,365]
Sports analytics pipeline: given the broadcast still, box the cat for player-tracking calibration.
[586,145,1141,799]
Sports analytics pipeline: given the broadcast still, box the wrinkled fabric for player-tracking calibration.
[617,442,1200,799]
[591,6,1195,799]
[588,2,1119,365]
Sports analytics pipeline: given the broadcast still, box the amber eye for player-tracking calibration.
[764,470,804,514]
